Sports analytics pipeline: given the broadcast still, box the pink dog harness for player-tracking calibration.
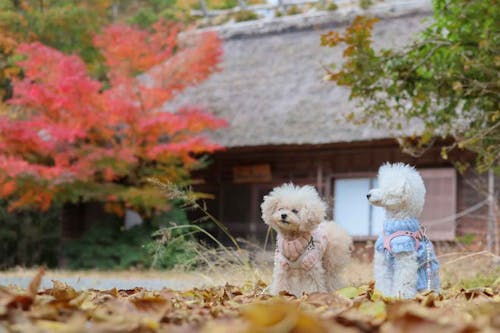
[277,226,328,271]
[278,235,313,262]
[375,218,440,291]
[383,229,423,254]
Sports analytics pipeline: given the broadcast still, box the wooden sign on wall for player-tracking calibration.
[233,164,272,183]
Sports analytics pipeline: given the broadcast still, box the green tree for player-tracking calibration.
[0,0,194,99]
[0,0,109,99]
[321,0,499,172]
[118,0,194,28]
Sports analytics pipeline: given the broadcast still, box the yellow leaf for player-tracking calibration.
[441,148,448,160]
[452,81,463,92]
[69,291,99,311]
[358,300,386,320]
[48,280,79,301]
[490,111,500,122]
[140,318,160,330]
[240,299,298,330]
[479,40,489,49]
[337,287,361,299]
[294,311,327,333]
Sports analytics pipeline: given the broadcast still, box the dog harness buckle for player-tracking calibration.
[306,237,315,251]
[383,229,423,254]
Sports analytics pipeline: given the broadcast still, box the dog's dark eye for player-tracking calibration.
[292,209,298,214]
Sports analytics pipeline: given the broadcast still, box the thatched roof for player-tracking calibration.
[174,2,433,148]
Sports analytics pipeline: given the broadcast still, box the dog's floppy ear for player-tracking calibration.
[261,194,279,225]
[300,198,327,231]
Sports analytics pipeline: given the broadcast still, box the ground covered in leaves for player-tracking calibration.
[0,268,499,333]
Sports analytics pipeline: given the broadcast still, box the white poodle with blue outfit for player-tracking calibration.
[367,163,440,299]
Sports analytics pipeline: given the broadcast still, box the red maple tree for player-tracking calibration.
[0,22,225,215]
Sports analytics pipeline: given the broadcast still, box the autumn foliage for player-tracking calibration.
[1,268,499,332]
[0,22,225,214]
[321,0,499,172]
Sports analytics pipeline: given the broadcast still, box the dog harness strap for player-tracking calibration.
[279,235,312,262]
[383,229,423,254]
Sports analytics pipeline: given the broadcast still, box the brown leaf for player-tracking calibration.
[303,292,353,315]
[90,298,148,332]
[127,290,172,320]
[45,280,79,302]
[415,291,442,307]
[202,318,248,333]
[33,314,87,333]
[382,302,480,333]
[1,279,499,331]
[69,291,101,311]
[240,298,328,333]
[336,300,386,332]
[0,286,35,313]
[28,267,45,297]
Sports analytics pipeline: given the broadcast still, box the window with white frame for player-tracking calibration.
[333,177,385,237]
[332,169,457,239]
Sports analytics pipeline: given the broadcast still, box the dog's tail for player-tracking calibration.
[321,221,352,291]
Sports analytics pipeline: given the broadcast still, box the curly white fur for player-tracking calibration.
[368,163,436,299]
[261,183,352,296]
[368,163,426,220]
[393,252,419,298]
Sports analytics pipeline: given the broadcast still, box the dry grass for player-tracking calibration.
[1,250,498,291]
[439,251,500,288]
[0,242,274,290]
[344,251,500,288]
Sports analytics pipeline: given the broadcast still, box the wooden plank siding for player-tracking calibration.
[420,169,457,240]
[193,139,485,245]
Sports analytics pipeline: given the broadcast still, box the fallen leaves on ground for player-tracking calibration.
[0,269,498,333]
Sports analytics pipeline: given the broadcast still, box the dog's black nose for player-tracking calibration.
[281,213,287,219]
[366,193,371,199]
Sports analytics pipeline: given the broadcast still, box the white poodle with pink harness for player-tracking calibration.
[261,183,352,296]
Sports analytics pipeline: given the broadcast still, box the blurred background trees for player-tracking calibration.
[321,0,499,173]
[0,0,198,101]
[0,0,226,268]
[1,25,224,213]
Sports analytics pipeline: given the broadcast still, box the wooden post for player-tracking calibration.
[112,1,119,22]
[487,169,497,253]
[277,0,284,14]
[237,0,247,9]
[316,161,323,196]
[199,0,209,17]
[324,173,333,220]
[249,185,258,242]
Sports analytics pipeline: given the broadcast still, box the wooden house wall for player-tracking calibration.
[193,139,492,249]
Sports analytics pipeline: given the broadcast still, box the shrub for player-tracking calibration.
[0,201,60,269]
[285,5,301,15]
[64,205,198,270]
[146,227,201,270]
[64,217,150,270]
[211,0,238,10]
[233,10,259,22]
[359,0,372,9]
[191,0,238,10]
[326,2,338,11]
